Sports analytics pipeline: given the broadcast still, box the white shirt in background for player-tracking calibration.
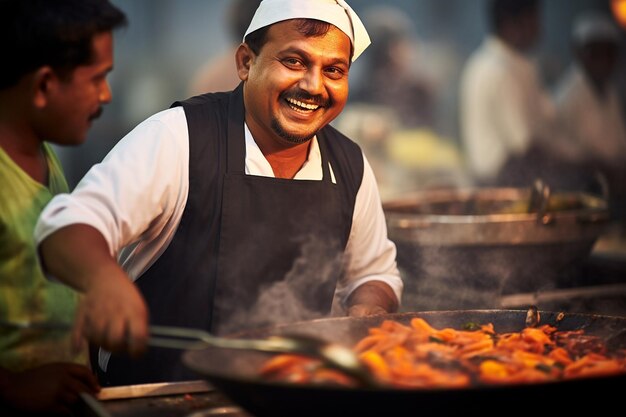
[555,65,626,169]
[460,36,558,183]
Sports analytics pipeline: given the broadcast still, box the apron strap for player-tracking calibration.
[227,83,246,174]
[316,130,334,184]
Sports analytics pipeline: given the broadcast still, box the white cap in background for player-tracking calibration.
[572,12,621,45]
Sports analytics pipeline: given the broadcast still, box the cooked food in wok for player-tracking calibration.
[259,317,626,388]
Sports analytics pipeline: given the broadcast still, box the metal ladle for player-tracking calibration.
[0,320,378,387]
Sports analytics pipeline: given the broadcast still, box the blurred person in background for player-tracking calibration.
[555,12,626,225]
[35,0,402,387]
[0,0,126,414]
[350,5,436,129]
[188,0,262,95]
[337,5,465,199]
[460,0,580,188]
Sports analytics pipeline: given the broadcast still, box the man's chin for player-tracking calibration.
[271,120,317,145]
[279,133,314,145]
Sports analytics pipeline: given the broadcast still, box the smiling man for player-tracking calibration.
[35,0,402,387]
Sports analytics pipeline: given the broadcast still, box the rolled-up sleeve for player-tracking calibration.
[35,107,190,278]
[335,154,403,311]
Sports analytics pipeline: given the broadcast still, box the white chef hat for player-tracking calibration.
[243,0,371,62]
[572,12,620,45]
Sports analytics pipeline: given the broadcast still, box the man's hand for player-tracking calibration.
[73,266,149,357]
[39,225,149,356]
[346,281,399,318]
[1,363,100,415]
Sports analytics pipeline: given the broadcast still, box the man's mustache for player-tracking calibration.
[89,107,103,121]
[282,90,330,108]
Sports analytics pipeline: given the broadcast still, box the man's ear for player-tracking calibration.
[235,43,255,81]
[31,66,56,109]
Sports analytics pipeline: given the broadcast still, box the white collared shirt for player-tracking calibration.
[35,106,402,314]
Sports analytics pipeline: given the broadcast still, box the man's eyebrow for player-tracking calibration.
[95,65,114,77]
[280,47,350,67]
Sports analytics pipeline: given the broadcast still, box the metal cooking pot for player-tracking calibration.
[382,187,611,310]
[182,310,626,417]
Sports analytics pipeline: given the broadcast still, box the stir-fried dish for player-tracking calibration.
[259,317,626,388]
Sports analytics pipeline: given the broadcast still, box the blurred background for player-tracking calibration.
[56,0,626,197]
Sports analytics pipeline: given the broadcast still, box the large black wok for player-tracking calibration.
[183,310,626,417]
[383,187,610,309]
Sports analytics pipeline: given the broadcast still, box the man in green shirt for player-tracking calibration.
[0,0,126,414]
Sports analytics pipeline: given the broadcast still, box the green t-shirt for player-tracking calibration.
[0,143,86,371]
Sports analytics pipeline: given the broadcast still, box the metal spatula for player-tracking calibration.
[0,319,377,387]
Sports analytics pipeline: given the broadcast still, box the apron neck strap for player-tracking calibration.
[316,130,333,182]
[227,83,246,174]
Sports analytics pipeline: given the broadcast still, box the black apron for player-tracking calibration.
[100,85,363,385]
[213,120,344,334]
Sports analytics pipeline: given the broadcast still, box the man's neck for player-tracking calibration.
[244,119,314,179]
[496,30,533,56]
[0,122,48,184]
[262,140,312,179]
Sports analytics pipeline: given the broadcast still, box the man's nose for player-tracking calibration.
[100,81,112,104]
[298,68,324,95]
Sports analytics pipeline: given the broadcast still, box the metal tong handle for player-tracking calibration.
[148,325,300,353]
[0,319,299,353]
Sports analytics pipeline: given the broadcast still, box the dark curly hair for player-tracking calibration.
[0,0,127,89]
[489,0,539,32]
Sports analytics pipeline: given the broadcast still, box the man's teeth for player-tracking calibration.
[286,98,319,111]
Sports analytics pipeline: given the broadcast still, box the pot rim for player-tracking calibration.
[383,187,610,245]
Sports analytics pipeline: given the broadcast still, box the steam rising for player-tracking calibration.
[216,234,344,335]
[396,242,571,312]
